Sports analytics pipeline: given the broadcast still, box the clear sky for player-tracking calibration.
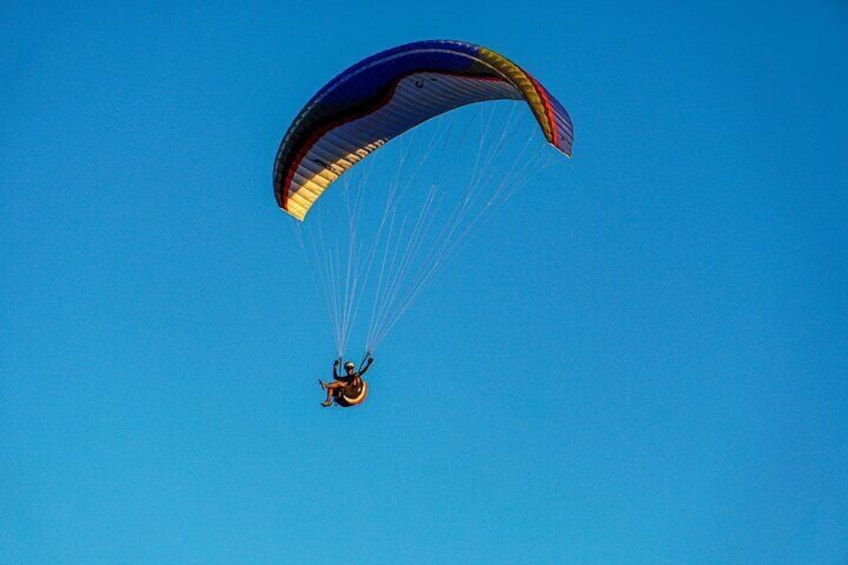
[2,1,846,563]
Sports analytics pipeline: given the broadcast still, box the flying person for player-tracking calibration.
[319,355,374,407]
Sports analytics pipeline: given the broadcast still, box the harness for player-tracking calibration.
[334,379,369,407]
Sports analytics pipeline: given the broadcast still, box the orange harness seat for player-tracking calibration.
[334,379,368,407]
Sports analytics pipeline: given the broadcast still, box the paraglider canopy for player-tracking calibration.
[273,39,573,221]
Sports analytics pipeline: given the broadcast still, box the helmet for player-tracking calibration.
[344,361,355,370]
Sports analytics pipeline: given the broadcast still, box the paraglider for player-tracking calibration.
[273,40,573,407]
[319,355,374,407]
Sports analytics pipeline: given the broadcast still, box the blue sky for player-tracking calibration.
[2,1,846,563]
